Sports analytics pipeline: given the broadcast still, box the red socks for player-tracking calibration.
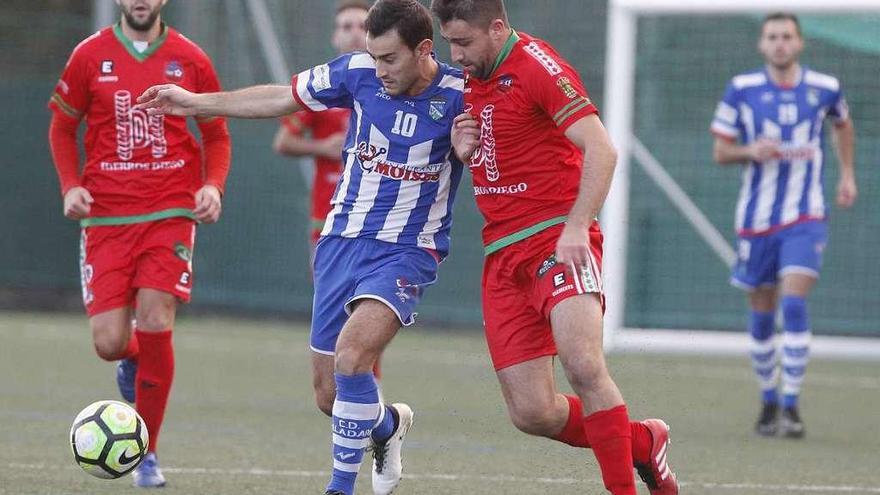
[583,405,637,495]
[553,395,653,467]
[134,329,174,453]
[122,333,139,361]
[554,394,591,448]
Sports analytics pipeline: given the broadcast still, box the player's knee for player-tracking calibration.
[333,344,373,375]
[564,359,609,394]
[91,326,128,361]
[135,303,175,331]
[508,401,558,437]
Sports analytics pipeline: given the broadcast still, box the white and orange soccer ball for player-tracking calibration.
[69,400,149,479]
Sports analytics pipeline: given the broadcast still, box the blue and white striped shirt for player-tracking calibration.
[292,53,464,256]
[711,67,848,236]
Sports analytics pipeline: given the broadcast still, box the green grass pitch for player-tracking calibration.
[1,311,879,494]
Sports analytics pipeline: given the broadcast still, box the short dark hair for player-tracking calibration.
[365,0,434,50]
[430,0,508,28]
[761,12,802,36]
[336,0,371,14]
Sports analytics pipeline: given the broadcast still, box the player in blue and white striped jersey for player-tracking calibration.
[711,12,857,440]
[136,1,463,493]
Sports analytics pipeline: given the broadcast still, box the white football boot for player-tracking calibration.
[371,403,413,495]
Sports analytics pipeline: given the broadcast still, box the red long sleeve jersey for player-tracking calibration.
[49,24,225,220]
[464,31,598,254]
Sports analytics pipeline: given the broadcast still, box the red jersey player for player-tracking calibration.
[273,1,369,251]
[433,1,678,494]
[47,0,230,487]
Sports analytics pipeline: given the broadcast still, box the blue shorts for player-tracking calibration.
[310,236,439,355]
[730,221,828,291]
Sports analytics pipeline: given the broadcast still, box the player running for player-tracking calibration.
[47,0,231,487]
[433,1,678,494]
[136,1,464,494]
[711,12,857,438]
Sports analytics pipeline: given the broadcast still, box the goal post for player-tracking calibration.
[601,0,880,355]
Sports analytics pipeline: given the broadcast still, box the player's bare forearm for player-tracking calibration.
[200,85,300,119]
[713,137,752,165]
[273,128,318,157]
[832,119,855,178]
[137,84,299,119]
[563,115,617,226]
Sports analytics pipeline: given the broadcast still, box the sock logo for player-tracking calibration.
[335,452,356,461]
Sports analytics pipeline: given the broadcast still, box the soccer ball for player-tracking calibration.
[69,400,149,479]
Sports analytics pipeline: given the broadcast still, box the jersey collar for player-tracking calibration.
[113,22,169,62]
[487,29,520,79]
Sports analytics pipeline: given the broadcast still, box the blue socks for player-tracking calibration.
[327,373,380,495]
[781,296,811,409]
[748,310,779,405]
[326,372,398,495]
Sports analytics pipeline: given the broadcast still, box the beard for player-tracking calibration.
[122,7,161,32]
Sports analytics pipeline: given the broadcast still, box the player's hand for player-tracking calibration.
[317,132,347,159]
[747,138,781,163]
[836,174,857,208]
[63,186,94,220]
[555,221,590,266]
[136,84,200,116]
[451,113,480,163]
[193,185,222,224]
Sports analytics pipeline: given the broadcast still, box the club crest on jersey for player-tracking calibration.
[165,61,184,82]
[497,75,513,93]
[101,60,114,74]
[761,91,775,103]
[807,88,820,106]
[556,77,579,99]
[429,97,446,121]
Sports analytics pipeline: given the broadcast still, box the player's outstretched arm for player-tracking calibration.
[555,114,616,265]
[136,84,300,119]
[832,118,857,208]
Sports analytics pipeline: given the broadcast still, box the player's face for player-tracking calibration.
[439,19,502,80]
[367,29,429,96]
[332,7,368,54]
[759,20,803,70]
[116,0,166,32]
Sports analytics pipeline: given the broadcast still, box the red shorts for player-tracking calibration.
[482,222,604,371]
[79,217,196,317]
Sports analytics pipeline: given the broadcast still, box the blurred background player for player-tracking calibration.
[711,12,856,438]
[435,1,677,494]
[272,1,384,382]
[272,0,369,256]
[47,0,231,486]
[134,1,464,493]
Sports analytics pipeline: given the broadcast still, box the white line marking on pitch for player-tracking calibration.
[7,463,880,493]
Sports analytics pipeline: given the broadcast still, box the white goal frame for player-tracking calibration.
[601,0,880,359]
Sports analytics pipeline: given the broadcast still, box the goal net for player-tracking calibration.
[601,0,880,353]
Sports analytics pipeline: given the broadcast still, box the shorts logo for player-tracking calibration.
[537,254,557,278]
[178,272,190,286]
[174,242,192,262]
[553,272,566,288]
[164,60,184,82]
[395,278,418,303]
